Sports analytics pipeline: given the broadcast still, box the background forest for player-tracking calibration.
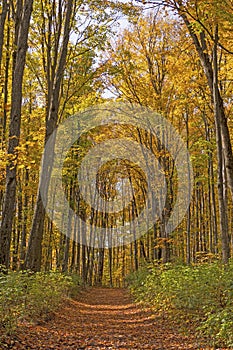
[1,0,233,347]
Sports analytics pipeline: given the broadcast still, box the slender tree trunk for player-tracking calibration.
[12,177,23,270]
[25,0,73,271]
[0,0,8,71]
[0,0,33,268]
[179,10,233,205]
[210,155,218,254]
[178,10,231,262]
[70,216,77,272]
[213,26,230,263]
[2,10,10,143]
[108,246,113,287]
[19,168,29,269]
[62,187,73,272]
[82,244,87,283]
[97,247,105,285]
[76,211,81,274]
[62,235,70,273]
[184,111,191,264]
[87,247,95,285]
[44,220,53,271]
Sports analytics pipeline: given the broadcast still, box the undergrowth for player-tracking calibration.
[126,261,233,348]
[0,269,82,337]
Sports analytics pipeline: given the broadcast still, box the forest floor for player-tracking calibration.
[3,287,211,349]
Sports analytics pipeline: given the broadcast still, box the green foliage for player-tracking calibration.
[0,271,81,336]
[126,261,233,347]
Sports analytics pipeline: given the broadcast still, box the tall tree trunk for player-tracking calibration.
[0,0,8,71]
[2,9,10,143]
[62,209,73,273]
[12,177,23,270]
[177,6,233,207]
[0,0,33,268]
[213,26,230,263]
[20,169,29,269]
[70,216,77,272]
[184,111,191,264]
[25,0,73,271]
[97,247,105,285]
[174,5,231,262]
[108,246,113,287]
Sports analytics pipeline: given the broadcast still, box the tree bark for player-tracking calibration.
[139,0,233,263]
[0,0,8,71]
[213,26,230,263]
[0,0,33,268]
[175,1,233,208]
[25,0,73,271]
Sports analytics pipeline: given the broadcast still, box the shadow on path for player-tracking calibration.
[8,287,201,349]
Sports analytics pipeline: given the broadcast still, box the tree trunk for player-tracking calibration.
[213,26,230,263]
[2,9,10,143]
[20,169,29,269]
[178,7,233,206]
[175,6,231,262]
[0,0,8,71]
[97,248,105,285]
[25,0,73,271]
[62,208,73,273]
[184,112,191,264]
[0,0,33,268]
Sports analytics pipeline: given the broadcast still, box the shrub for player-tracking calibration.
[0,270,81,336]
[126,261,233,347]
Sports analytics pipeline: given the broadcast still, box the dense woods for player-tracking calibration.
[0,0,233,282]
[1,0,233,347]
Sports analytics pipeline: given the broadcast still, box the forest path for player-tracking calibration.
[10,287,201,349]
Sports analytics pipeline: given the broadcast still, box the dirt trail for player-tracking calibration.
[8,288,201,349]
